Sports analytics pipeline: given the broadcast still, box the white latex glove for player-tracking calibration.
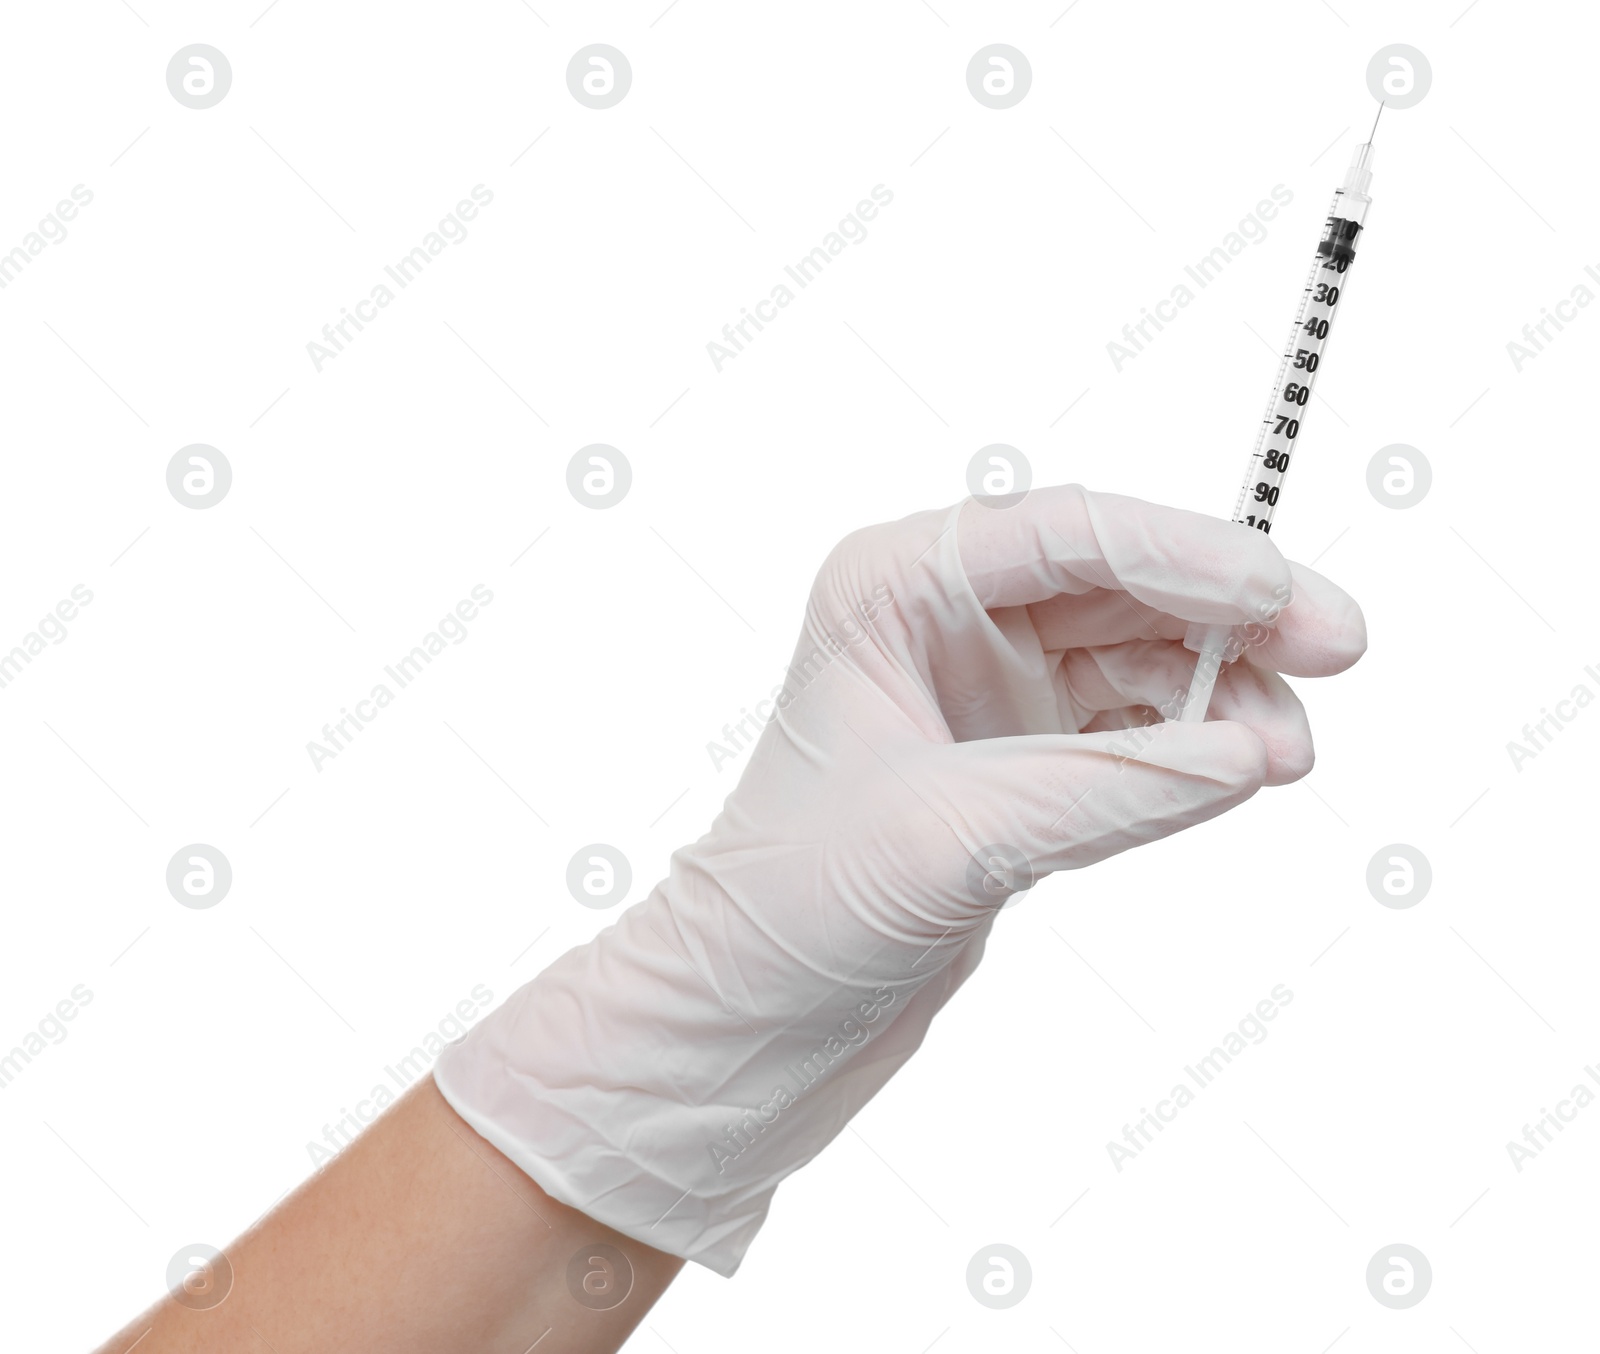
[434,484,1365,1275]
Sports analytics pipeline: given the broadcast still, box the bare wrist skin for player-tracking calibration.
[95,1076,684,1354]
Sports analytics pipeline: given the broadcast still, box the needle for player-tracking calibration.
[1367,100,1385,143]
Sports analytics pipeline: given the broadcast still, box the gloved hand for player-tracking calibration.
[434,484,1365,1275]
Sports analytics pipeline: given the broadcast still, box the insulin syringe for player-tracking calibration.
[1179,108,1382,722]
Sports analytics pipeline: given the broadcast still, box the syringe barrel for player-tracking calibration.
[1224,140,1376,537]
[1179,139,1376,715]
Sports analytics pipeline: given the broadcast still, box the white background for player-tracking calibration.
[1,1,1592,1350]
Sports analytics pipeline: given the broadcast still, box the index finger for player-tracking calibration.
[956,484,1292,627]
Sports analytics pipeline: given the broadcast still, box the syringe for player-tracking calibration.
[1179,108,1381,722]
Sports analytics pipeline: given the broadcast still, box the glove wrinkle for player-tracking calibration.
[435,485,1355,1276]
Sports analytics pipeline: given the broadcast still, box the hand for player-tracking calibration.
[434,483,1366,1275]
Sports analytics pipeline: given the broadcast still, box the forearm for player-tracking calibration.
[96,1075,683,1354]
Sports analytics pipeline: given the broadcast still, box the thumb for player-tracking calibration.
[941,720,1269,882]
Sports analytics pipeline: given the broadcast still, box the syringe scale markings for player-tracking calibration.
[1179,108,1382,722]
